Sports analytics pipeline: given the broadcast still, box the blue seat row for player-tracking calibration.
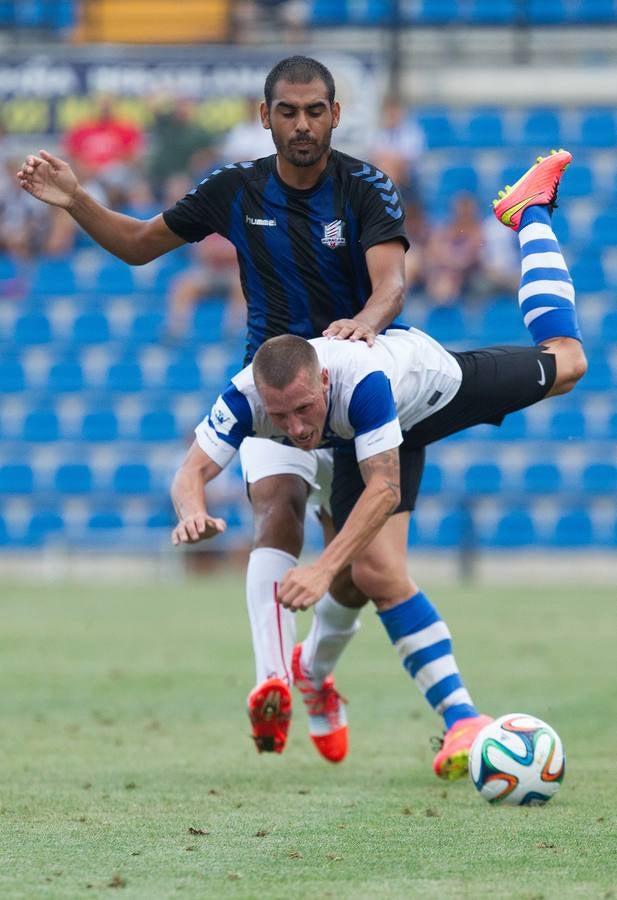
[309,0,617,26]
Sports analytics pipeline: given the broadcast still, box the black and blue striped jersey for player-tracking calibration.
[162,150,409,362]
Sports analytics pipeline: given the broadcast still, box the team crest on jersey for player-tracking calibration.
[321,220,346,248]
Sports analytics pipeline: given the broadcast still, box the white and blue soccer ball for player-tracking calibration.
[469,713,565,805]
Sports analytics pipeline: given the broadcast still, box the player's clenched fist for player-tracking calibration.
[16,150,79,209]
[171,515,226,545]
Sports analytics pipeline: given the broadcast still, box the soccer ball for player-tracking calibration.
[469,713,565,805]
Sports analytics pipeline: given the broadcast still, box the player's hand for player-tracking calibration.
[171,514,226,545]
[16,150,79,209]
[323,318,376,346]
[277,563,333,611]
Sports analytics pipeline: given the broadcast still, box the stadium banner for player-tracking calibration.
[0,50,379,154]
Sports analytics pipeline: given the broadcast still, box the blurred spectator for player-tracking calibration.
[369,98,425,207]
[474,212,520,297]
[146,97,217,199]
[62,96,144,180]
[404,200,431,296]
[232,0,308,43]
[164,234,245,344]
[423,192,484,305]
[0,158,75,260]
[219,97,275,163]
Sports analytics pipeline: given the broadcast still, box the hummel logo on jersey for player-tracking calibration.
[321,220,346,248]
[246,215,277,226]
[537,359,546,386]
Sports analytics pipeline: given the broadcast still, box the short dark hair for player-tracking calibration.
[253,335,319,390]
[264,56,336,108]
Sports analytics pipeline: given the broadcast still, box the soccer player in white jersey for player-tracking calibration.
[171,148,586,780]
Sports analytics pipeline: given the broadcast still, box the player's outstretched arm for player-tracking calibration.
[277,446,401,610]
[17,150,185,265]
[171,440,226,546]
[323,240,406,345]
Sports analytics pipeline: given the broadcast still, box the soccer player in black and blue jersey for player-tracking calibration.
[18,56,411,762]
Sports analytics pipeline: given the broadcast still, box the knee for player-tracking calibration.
[330,567,370,610]
[351,556,413,607]
[547,340,588,395]
[250,476,307,555]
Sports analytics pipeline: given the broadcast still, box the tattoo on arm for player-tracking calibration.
[359,448,401,515]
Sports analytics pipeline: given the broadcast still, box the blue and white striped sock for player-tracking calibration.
[518,205,581,344]
[378,592,478,730]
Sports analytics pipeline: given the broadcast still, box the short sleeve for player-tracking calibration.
[195,383,254,468]
[348,371,403,461]
[162,167,239,243]
[354,167,410,253]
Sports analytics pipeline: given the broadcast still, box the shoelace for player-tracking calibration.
[297,676,347,725]
[429,734,445,753]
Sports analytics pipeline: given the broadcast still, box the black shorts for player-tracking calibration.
[330,345,556,532]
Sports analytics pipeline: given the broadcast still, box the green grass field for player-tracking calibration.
[1,573,615,899]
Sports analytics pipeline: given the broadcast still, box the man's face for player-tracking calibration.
[259,367,329,450]
[261,79,340,169]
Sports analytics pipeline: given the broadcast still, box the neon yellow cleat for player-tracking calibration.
[433,713,494,780]
[493,149,572,231]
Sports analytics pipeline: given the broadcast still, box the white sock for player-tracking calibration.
[246,547,297,687]
[300,592,361,687]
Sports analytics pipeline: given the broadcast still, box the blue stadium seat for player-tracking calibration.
[95,259,135,295]
[164,359,202,392]
[520,109,562,148]
[113,463,152,495]
[464,462,502,495]
[606,411,617,440]
[22,410,60,442]
[577,354,613,392]
[522,462,562,495]
[489,410,527,441]
[469,0,517,23]
[419,462,442,496]
[105,359,143,392]
[348,0,391,22]
[581,462,617,494]
[416,0,461,23]
[0,253,17,280]
[146,508,174,528]
[88,512,124,531]
[0,358,25,392]
[29,258,76,296]
[527,0,566,23]
[71,312,111,346]
[425,306,466,345]
[13,312,52,346]
[490,509,537,548]
[416,108,457,149]
[601,311,617,342]
[465,108,504,148]
[435,508,475,548]
[573,0,616,23]
[128,312,165,345]
[590,212,617,248]
[310,0,347,23]
[568,253,606,293]
[47,358,84,393]
[0,514,9,546]
[54,463,93,495]
[436,165,479,200]
[0,463,34,495]
[559,163,593,200]
[579,108,617,147]
[193,301,226,344]
[548,408,585,440]
[80,410,119,442]
[480,301,528,344]
[551,508,593,547]
[139,410,178,442]
[24,510,65,547]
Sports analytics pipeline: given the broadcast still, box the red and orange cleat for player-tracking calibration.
[493,148,572,231]
[432,713,494,780]
[291,644,348,763]
[247,677,292,754]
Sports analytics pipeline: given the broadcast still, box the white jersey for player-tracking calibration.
[195,327,462,470]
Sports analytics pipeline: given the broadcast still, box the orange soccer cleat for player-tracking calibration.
[291,644,348,763]
[432,713,494,780]
[493,149,572,231]
[247,677,292,754]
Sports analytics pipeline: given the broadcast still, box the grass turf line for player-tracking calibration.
[0,576,615,899]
